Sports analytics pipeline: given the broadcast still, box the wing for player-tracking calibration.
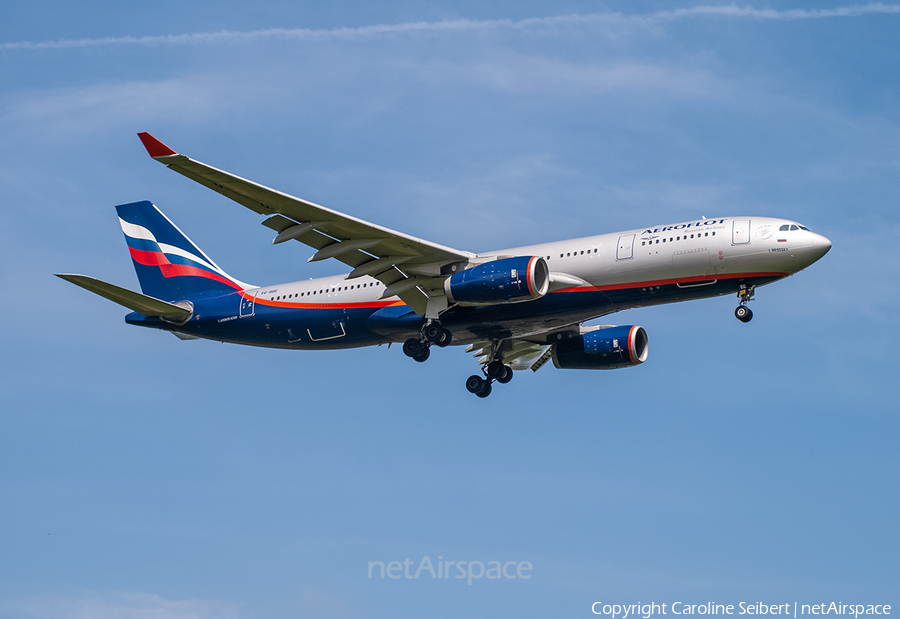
[137,133,473,315]
[465,324,587,373]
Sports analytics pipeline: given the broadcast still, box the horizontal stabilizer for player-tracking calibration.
[56,273,193,320]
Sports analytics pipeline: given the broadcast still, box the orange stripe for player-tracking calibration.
[526,256,537,298]
[627,325,637,364]
[550,271,788,294]
[241,291,405,310]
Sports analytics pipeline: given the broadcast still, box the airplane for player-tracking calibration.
[57,133,832,397]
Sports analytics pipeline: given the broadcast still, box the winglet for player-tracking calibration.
[137,132,178,158]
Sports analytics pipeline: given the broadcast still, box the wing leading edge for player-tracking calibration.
[137,133,473,315]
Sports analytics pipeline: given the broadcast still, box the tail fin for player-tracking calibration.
[116,201,250,302]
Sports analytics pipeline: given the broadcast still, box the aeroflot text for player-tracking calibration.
[592,604,891,619]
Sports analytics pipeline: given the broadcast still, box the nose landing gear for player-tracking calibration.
[735,286,754,323]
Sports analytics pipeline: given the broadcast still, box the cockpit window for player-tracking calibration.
[790,225,799,231]
[780,224,790,231]
[798,225,809,231]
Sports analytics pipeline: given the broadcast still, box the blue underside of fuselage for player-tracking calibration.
[126,275,782,348]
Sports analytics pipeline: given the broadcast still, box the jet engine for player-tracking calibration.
[444,256,550,306]
[551,325,649,370]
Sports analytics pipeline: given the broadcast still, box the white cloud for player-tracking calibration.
[659,2,900,21]
[3,4,898,51]
[6,592,240,619]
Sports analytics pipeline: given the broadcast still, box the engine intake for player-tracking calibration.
[444,256,549,306]
[551,325,649,370]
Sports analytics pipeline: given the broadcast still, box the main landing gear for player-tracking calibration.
[465,358,513,399]
[402,320,452,363]
[735,286,755,323]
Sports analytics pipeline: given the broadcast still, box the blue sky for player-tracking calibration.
[1,2,898,618]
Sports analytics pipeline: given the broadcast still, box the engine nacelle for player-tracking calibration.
[551,325,649,370]
[444,256,550,306]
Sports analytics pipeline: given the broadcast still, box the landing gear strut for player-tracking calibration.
[402,320,451,362]
[735,286,754,323]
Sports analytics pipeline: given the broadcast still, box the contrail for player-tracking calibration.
[3,3,898,52]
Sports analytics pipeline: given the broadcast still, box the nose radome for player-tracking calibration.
[812,233,832,260]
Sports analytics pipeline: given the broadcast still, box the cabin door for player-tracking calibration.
[732,220,751,245]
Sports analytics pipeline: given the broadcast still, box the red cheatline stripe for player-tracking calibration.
[550,271,788,294]
[245,291,405,310]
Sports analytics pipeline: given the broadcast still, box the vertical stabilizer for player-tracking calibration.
[116,201,250,302]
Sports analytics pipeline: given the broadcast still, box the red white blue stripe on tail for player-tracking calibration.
[116,201,251,302]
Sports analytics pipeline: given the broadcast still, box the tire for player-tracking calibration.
[466,375,485,394]
[496,366,513,384]
[475,382,492,398]
[486,360,505,379]
[413,346,431,362]
[423,323,443,343]
[735,306,753,323]
[403,338,424,357]
[435,329,452,348]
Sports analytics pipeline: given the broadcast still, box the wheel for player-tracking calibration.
[496,366,513,384]
[412,346,431,362]
[735,306,753,323]
[486,360,506,379]
[466,374,486,394]
[475,382,492,398]
[423,322,443,343]
[435,329,452,348]
[403,338,424,358]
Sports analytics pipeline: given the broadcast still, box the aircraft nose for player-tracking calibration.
[807,232,832,263]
